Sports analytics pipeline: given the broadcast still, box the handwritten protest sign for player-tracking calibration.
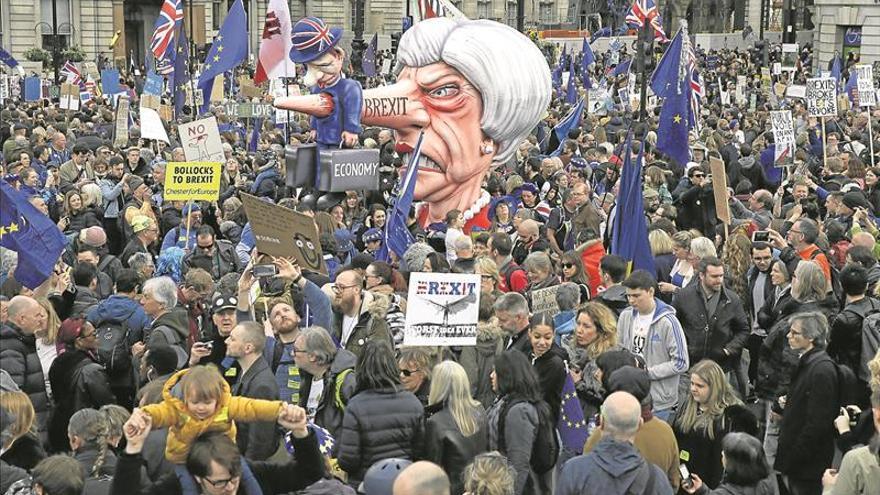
[806,77,838,117]
[404,272,480,346]
[531,286,560,314]
[113,95,130,147]
[240,193,327,275]
[163,162,221,201]
[856,65,876,107]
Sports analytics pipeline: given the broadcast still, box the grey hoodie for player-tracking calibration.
[557,437,673,495]
[617,299,690,411]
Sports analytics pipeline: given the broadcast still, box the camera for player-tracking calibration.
[253,264,279,278]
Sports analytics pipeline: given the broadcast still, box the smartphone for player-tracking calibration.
[253,263,278,278]
[752,230,770,242]
[679,464,692,487]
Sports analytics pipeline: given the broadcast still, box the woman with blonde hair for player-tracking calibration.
[475,257,503,300]
[462,451,516,495]
[649,229,676,290]
[424,360,489,495]
[0,391,45,472]
[673,360,758,489]
[720,231,753,303]
[34,298,59,398]
[659,231,695,297]
[564,303,620,419]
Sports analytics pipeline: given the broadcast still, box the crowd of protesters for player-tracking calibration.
[1,35,880,495]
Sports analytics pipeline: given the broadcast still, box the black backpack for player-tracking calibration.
[498,397,560,474]
[834,360,859,409]
[95,310,135,377]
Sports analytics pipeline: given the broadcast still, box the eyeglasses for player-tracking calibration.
[332,283,359,293]
[789,229,802,234]
[562,263,575,269]
[202,476,238,489]
[399,368,420,377]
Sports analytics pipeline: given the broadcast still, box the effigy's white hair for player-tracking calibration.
[397,18,552,164]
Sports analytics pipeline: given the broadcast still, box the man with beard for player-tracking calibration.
[236,257,332,404]
[326,268,391,359]
[99,157,129,253]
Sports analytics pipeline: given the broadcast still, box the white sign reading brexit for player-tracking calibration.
[404,272,480,346]
[806,77,838,117]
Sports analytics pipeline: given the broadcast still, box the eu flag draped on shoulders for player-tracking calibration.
[652,23,694,166]
[0,179,67,289]
[611,132,656,275]
[376,132,424,262]
[197,0,247,115]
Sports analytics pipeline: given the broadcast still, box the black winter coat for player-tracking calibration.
[674,183,717,236]
[297,348,358,442]
[231,358,281,461]
[828,296,880,374]
[672,285,750,370]
[0,323,50,436]
[337,386,424,485]
[775,348,839,483]
[423,403,489,495]
[48,349,116,452]
[531,344,568,421]
[755,297,839,400]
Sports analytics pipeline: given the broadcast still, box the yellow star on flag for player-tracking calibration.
[0,226,6,239]
[213,55,220,62]
[217,45,224,53]
[7,222,18,233]
[673,114,682,124]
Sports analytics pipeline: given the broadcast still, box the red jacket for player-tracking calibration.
[580,240,606,298]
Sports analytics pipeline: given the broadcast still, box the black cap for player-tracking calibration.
[212,294,238,312]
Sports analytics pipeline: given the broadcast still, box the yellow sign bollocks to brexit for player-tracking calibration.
[164,162,222,202]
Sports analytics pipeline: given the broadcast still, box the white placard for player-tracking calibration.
[403,272,480,346]
[806,77,838,117]
[179,116,225,162]
[856,64,876,107]
[771,110,795,148]
[381,59,392,75]
[786,85,806,99]
[140,106,170,143]
[736,75,746,105]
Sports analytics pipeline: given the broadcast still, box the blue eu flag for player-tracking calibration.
[557,373,588,453]
[362,33,378,77]
[611,59,631,78]
[650,27,685,98]
[0,179,67,289]
[173,24,191,118]
[656,90,691,167]
[611,133,656,275]
[376,132,424,262]
[566,57,577,105]
[581,38,595,90]
[197,0,247,114]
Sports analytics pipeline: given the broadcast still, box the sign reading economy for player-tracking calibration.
[164,162,222,201]
[404,272,480,346]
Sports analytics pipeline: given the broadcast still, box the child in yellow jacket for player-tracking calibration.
[138,365,284,495]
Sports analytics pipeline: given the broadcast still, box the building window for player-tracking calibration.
[505,1,517,27]
[213,1,228,31]
[539,2,554,27]
[40,0,72,51]
[476,1,490,19]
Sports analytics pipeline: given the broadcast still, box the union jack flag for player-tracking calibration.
[150,0,183,60]
[61,60,81,85]
[418,0,445,19]
[627,0,668,42]
[651,13,669,43]
[686,39,703,131]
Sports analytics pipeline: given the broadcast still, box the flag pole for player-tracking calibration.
[636,21,651,122]
[868,108,876,168]
[821,115,827,166]
[184,199,194,251]
[186,0,197,117]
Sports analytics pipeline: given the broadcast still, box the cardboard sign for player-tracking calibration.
[770,110,795,166]
[710,156,730,225]
[159,104,174,122]
[238,75,262,98]
[210,74,224,103]
[317,148,381,192]
[404,272,480,346]
[856,64,876,107]
[735,75,746,105]
[140,94,161,110]
[807,77,838,117]
[60,83,80,110]
[531,286,560,314]
[179,116,225,162]
[163,162,221,201]
[82,62,99,79]
[240,193,327,275]
[113,95,130,147]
